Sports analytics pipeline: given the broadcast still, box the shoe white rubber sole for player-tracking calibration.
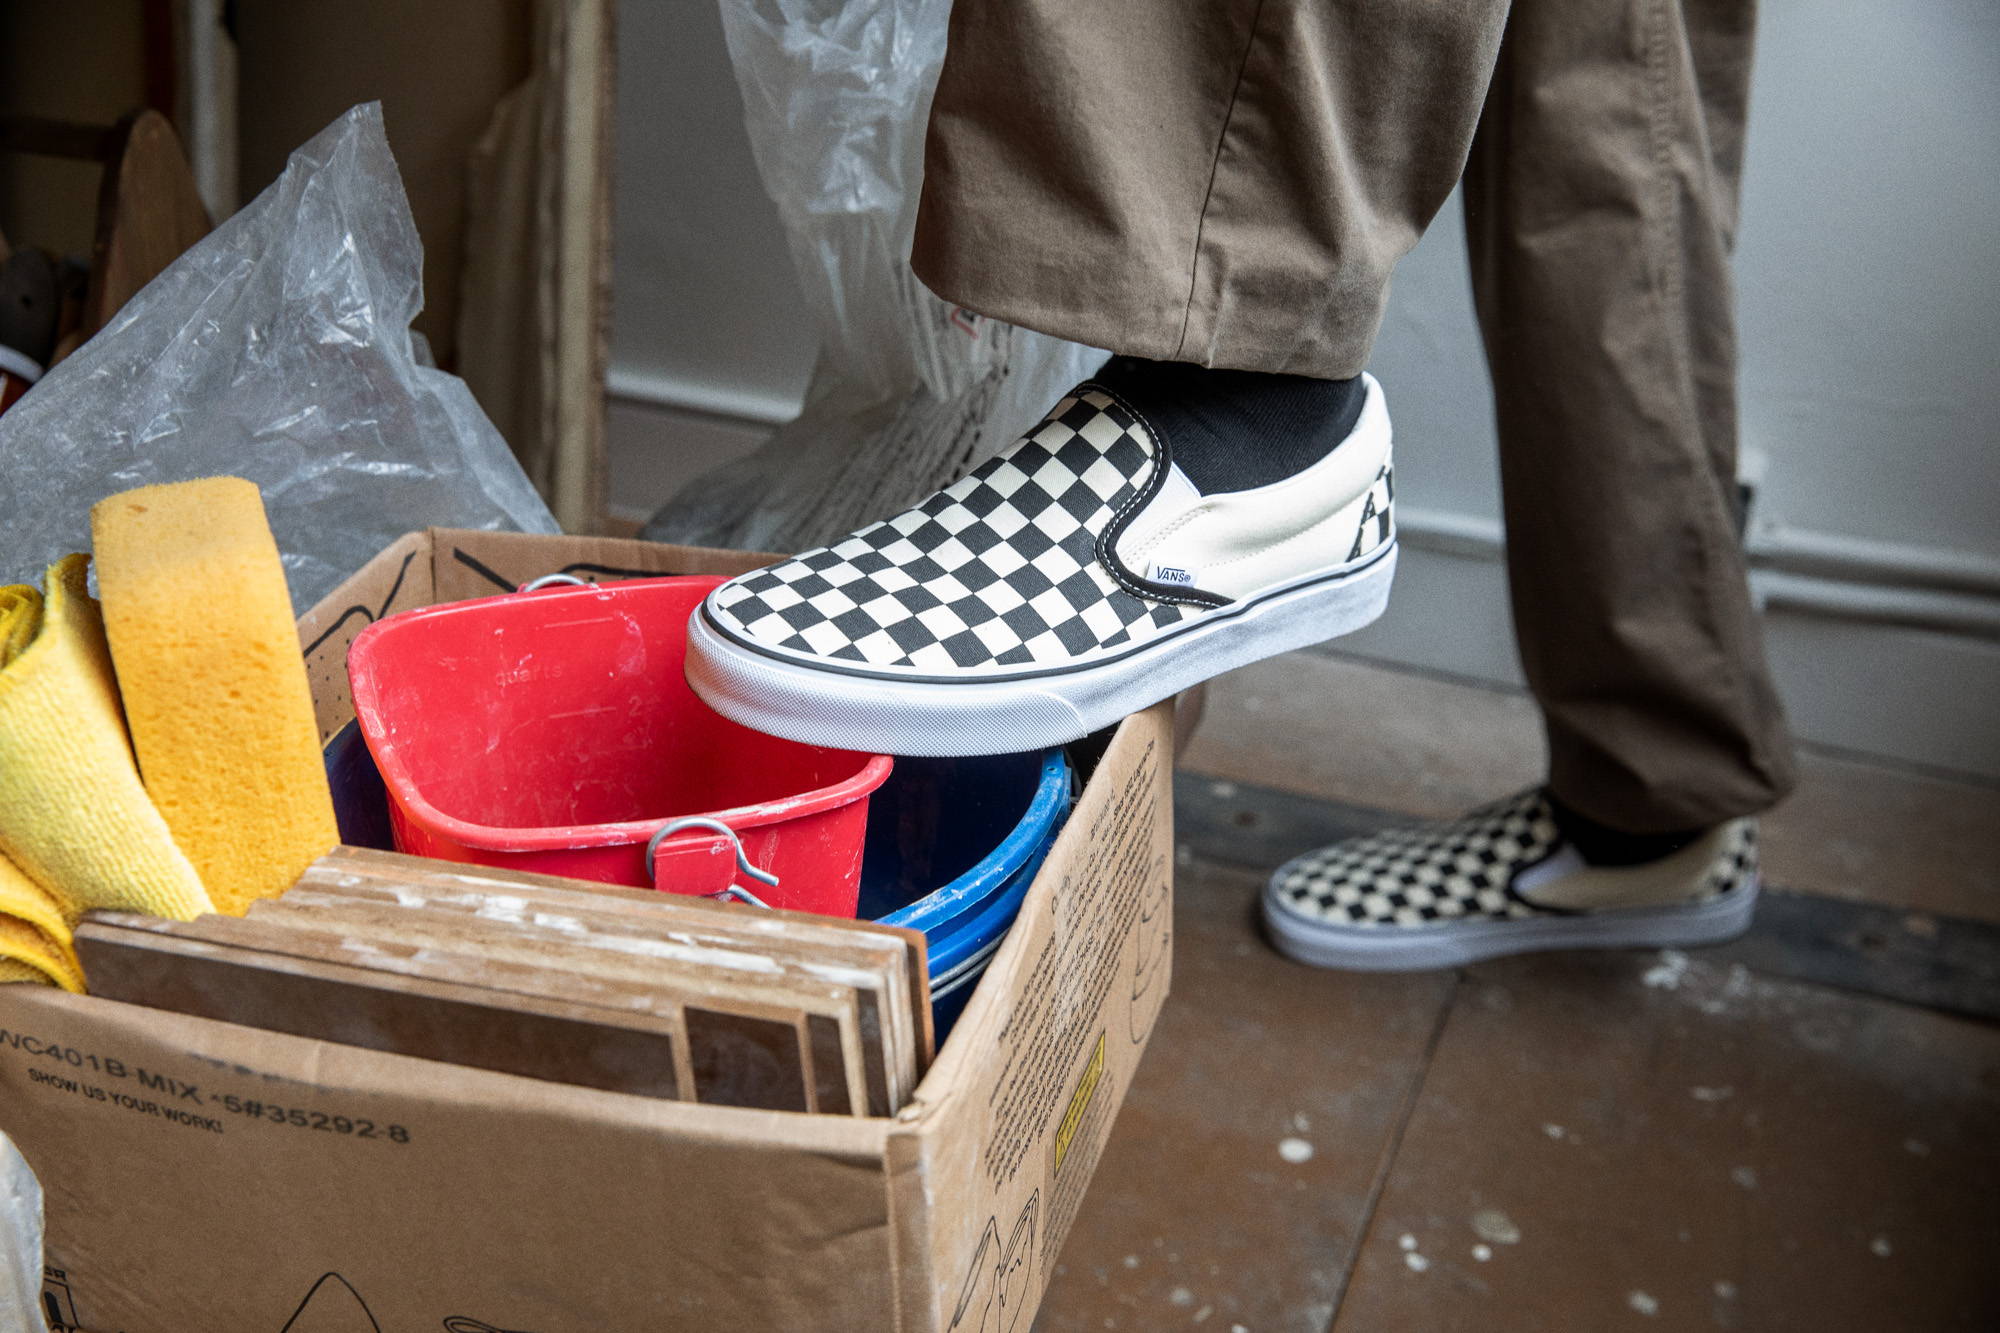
[688,544,1397,756]
[1261,873,1760,972]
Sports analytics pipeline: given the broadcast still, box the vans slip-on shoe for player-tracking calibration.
[1262,789,1760,972]
[686,375,1398,755]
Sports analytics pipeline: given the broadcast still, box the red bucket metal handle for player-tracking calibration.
[646,817,778,907]
[516,572,593,592]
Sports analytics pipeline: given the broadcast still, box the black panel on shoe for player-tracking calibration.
[1091,355,1368,495]
[1547,791,1708,867]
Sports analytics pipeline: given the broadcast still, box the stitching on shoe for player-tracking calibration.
[1081,380,1234,609]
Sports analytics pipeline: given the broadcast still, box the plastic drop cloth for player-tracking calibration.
[640,0,1106,554]
[0,1132,40,1331]
[0,103,558,612]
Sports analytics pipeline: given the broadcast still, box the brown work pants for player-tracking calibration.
[911,0,1796,833]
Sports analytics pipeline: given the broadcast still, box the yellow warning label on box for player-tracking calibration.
[1052,1031,1106,1176]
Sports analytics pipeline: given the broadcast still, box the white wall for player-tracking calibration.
[609,0,814,423]
[1736,0,2000,551]
[608,0,2000,780]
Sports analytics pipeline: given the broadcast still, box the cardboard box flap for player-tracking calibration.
[296,530,431,743]
[427,527,782,604]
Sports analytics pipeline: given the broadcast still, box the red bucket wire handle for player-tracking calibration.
[646,817,778,908]
[517,572,593,592]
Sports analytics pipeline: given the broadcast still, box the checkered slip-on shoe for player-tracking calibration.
[1262,789,1760,971]
[686,374,1397,755]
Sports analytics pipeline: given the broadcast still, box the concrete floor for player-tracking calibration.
[1032,651,2000,1333]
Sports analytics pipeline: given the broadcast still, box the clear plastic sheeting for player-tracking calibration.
[640,0,1105,554]
[0,103,557,612]
[0,1132,41,1331]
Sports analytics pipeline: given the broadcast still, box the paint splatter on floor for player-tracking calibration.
[1471,1209,1522,1245]
[1278,1137,1314,1164]
[1629,1290,1659,1316]
[1643,950,1690,990]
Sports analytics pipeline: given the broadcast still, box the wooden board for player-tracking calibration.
[277,884,896,1115]
[298,847,931,1110]
[82,109,211,334]
[318,846,933,1058]
[86,910,821,1114]
[246,888,872,1112]
[75,921,687,1100]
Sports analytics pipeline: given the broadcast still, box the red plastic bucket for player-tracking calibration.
[345,575,891,916]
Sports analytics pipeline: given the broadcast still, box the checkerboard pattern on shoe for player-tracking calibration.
[707,388,1200,673]
[1269,789,1758,929]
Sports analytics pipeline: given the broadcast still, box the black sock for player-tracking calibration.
[1547,792,1706,867]
[1090,356,1366,494]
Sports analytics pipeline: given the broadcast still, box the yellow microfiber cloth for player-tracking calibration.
[0,583,39,659]
[0,914,83,992]
[0,556,213,937]
[92,478,338,916]
[0,849,82,990]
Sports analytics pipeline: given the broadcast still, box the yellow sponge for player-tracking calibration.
[92,478,338,916]
[0,556,213,925]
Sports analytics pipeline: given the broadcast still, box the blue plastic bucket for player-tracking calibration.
[325,719,395,851]
[857,750,1073,1038]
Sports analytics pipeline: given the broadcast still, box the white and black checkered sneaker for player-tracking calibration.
[1262,789,1760,971]
[687,374,1399,755]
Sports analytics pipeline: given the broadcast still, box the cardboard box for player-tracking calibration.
[0,529,1175,1331]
